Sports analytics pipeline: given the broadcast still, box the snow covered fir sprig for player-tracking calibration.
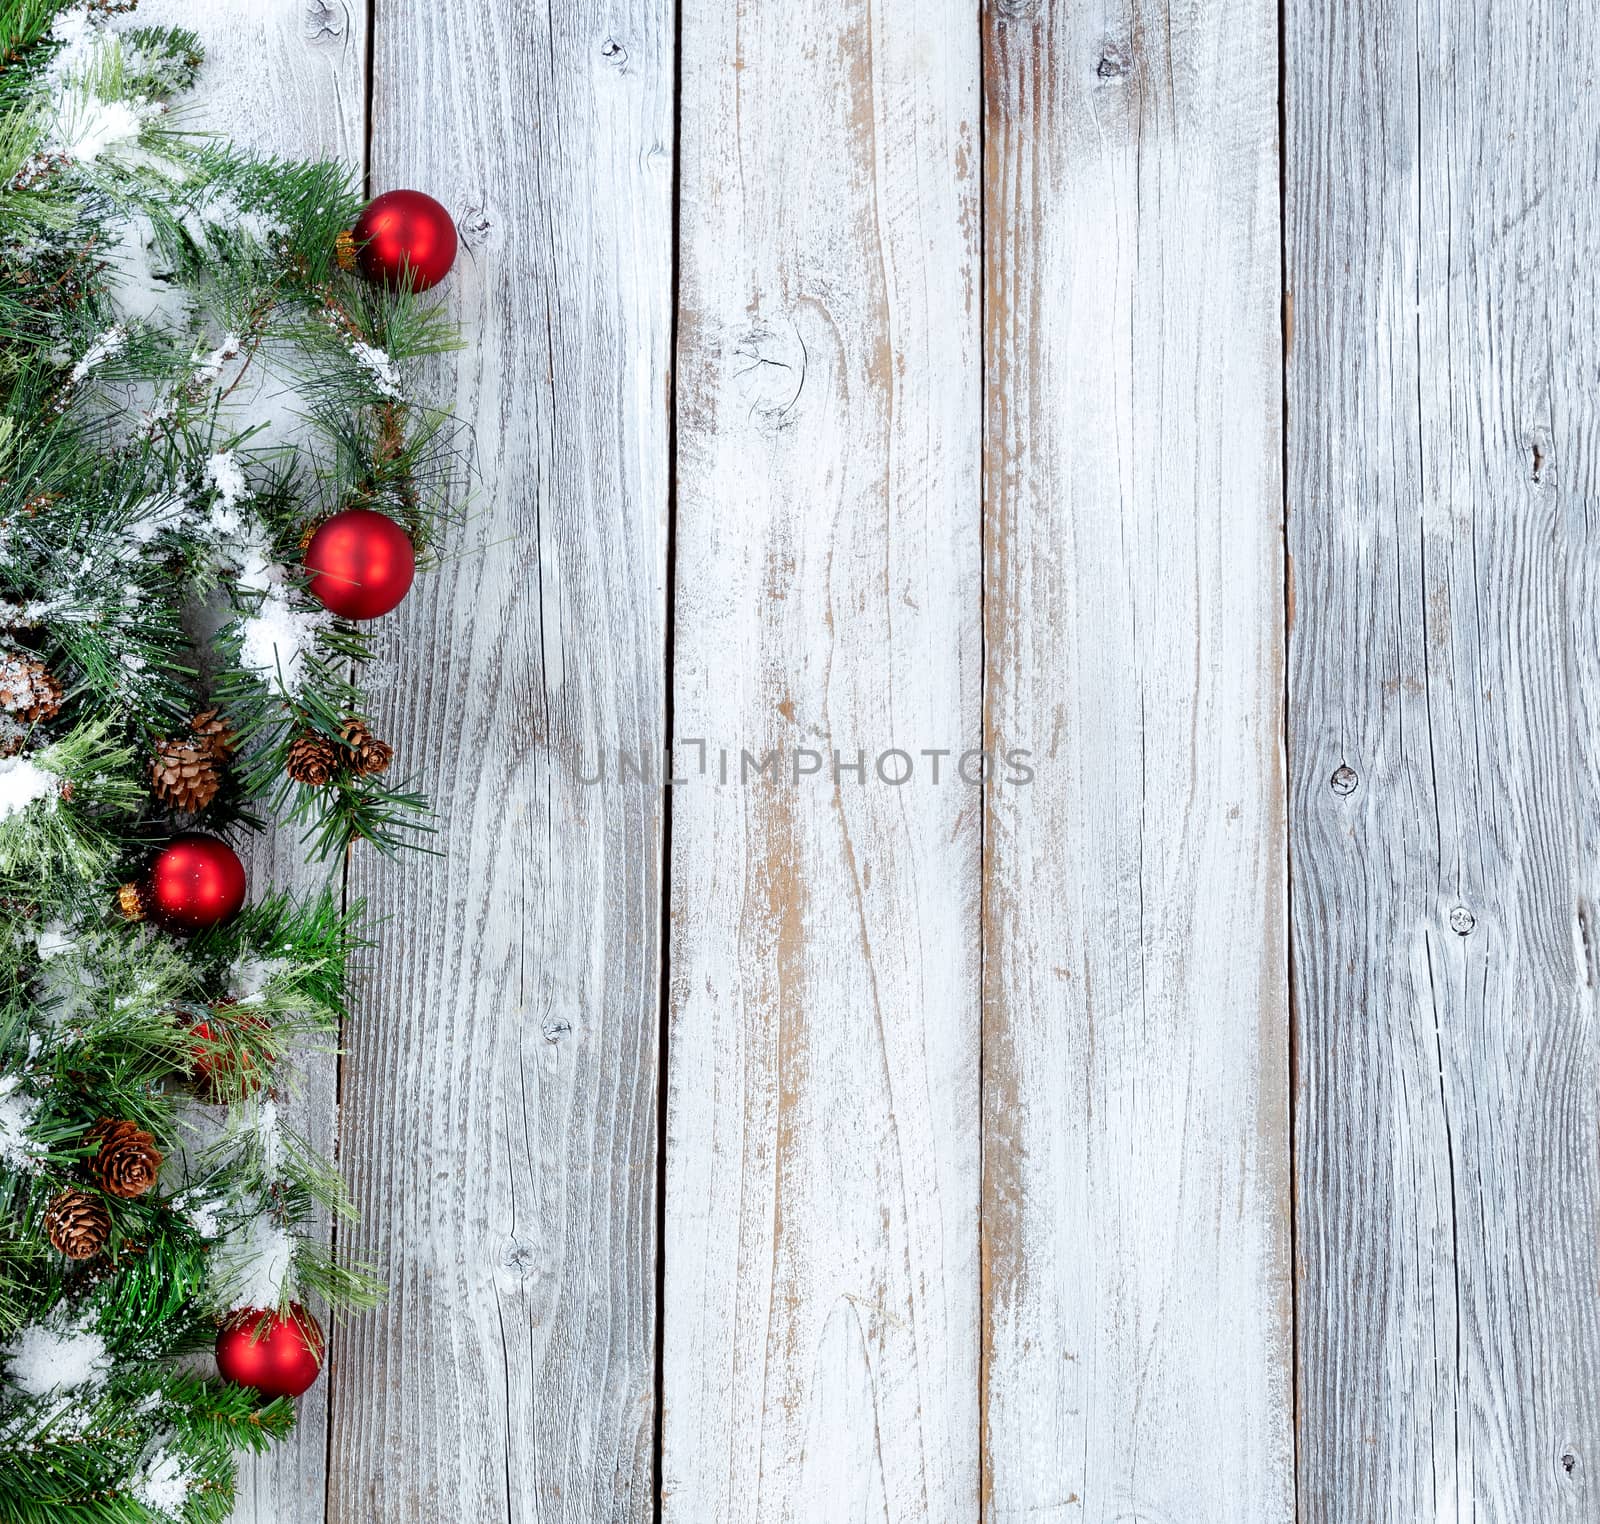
[0,0,465,1518]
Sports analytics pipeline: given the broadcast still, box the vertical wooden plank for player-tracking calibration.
[981,0,1292,1519]
[1288,0,1600,1516]
[136,3,366,1521]
[331,2,672,1519]
[664,2,981,1520]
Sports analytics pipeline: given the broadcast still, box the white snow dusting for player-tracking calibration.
[250,1098,283,1176]
[0,757,58,821]
[4,1311,112,1397]
[128,492,186,546]
[68,324,126,385]
[43,9,102,91]
[34,921,74,959]
[192,333,241,384]
[349,339,403,400]
[0,1075,40,1172]
[238,593,331,693]
[180,1192,225,1239]
[204,450,248,512]
[132,1445,192,1517]
[51,95,147,164]
[214,1212,294,1312]
[103,213,187,328]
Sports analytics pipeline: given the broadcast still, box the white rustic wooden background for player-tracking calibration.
[157,0,1599,1519]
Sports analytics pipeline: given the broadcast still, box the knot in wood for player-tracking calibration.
[732,321,807,432]
[1097,46,1131,80]
[1448,905,1476,936]
[542,1017,572,1043]
[303,0,346,44]
[1329,764,1358,796]
[600,37,628,67]
[500,1238,537,1277]
[458,205,494,251]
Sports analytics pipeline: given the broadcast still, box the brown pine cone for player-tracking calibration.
[46,1189,109,1260]
[0,650,63,723]
[151,738,221,812]
[339,718,393,777]
[334,228,357,271]
[84,1118,162,1199]
[190,707,235,759]
[116,881,147,922]
[285,731,338,786]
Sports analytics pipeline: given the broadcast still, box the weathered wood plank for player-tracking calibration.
[1287,1,1600,1516]
[329,2,673,1519]
[139,3,367,1520]
[980,2,1292,1519]
[664,3,982,1519]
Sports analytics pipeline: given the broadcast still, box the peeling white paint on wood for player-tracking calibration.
[980,0,1293,1519]
[328,1,673,1520]
[1287,1,1600,1517]
[663,1,982,1519]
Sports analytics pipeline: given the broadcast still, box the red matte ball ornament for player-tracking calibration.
[149,833,246,931]
[215,1305,325,1399]
[352,189,457,291]
[303,508,415,620]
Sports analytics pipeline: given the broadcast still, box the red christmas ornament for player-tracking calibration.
[303,508,415,620]
[215,1304,325,1399]
[149,833,246,931]
[352,189,457,292]
[190,1011,274,1097]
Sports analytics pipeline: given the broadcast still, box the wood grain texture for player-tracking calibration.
[329,2,672,1519]
[980,2,1292,1519]
[135,3,366,1520]
[1287,1,1600,1517]
[664,2,982,1520]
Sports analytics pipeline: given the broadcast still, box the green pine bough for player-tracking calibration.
[0,2,463,1518]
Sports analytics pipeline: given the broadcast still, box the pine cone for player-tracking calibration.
[334,228,357,271]
[46,1189,109,1260]
[0,650,62,723]
[84,1118,162,1199]
[151,737,220,812]
[285,732,338,786]
[339,719,393,777]
[190,707,235,759]
[116,881,147,922]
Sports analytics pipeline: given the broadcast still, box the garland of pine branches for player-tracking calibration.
[0,2,462,1517]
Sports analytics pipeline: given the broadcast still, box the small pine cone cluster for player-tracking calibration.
[151,708,237,812]
[340,719,393,777]
[46,1189,109,1260]
[0,649,63,724]
[85,1118,162,1199]
[285,720,392,786]
[191,707,235,758]
[151,739,219,812]
[285,732,339,785]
